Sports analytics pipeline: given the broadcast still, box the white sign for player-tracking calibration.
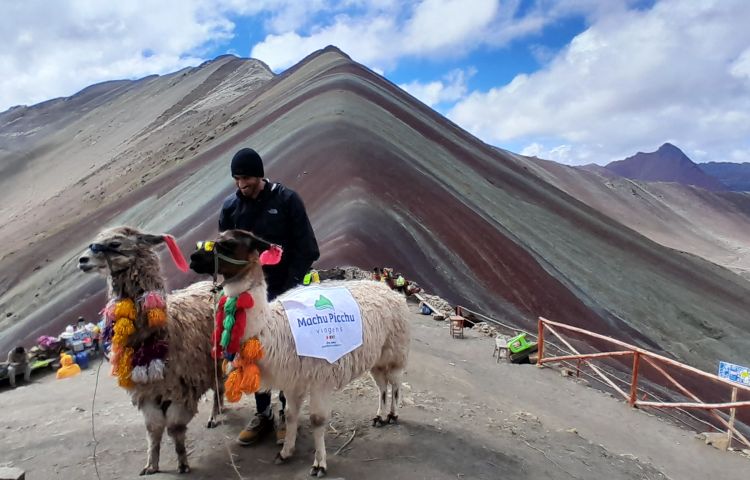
[718,361,750,386]
[281,286,363,364]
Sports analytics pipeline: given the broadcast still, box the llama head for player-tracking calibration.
[78,226,166,275]
[189,229,277,279]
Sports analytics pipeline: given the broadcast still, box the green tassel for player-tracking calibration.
[220,329,232,349]
[221,296,238,349]
[224,296,237,315]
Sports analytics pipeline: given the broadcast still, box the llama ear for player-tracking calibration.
[137,234,165,245]
[259,244,283,266]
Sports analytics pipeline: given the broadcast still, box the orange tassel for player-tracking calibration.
[147,308,167,328]
[225,370,243,403]
[242,338,264,361]
[239,363,261,394]
[222,337,264,403]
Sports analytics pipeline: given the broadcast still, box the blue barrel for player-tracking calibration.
[75,351,90,369]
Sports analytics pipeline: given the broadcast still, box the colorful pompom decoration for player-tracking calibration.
[224,337,264,403]
[212,292,254,359]
[141,291,168,329]
[105,294,169,388]
[147,308,167,328]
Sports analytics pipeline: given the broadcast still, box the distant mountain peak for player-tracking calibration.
[605,144,727,191]
[658,142,680,153]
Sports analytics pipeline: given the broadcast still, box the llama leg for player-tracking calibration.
[166,403,194,474]
[371,368,389,427]
[140,402,166,475]
[207,386,223,428]
[276,388,304,464]
[309,389,332,477]
[386,369,404,424]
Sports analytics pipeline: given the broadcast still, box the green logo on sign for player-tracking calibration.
[315,295,334,310]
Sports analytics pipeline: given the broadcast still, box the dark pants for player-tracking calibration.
[256,288,286,417]
[256,391,286,417]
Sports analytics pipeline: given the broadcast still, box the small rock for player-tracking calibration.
[566,428,578,434]
[0,466,25,480]
[702,432,729,451]
[72,407,86,413]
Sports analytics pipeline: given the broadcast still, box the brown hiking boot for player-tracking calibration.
[275,412,287,445]
[237,414,274,446]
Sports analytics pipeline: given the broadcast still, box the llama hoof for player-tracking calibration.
[139,466,159,476]
[178,464,191,474]
[206,418,220,428]
[274,452,289,465]
[372,415,386,427]
[310,466,327,477]
[387,413,399,424]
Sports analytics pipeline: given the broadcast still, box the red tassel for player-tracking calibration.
[164,234,189,272]
[228,306,246,354]
[259,245,283,266]
[236,292,254,309]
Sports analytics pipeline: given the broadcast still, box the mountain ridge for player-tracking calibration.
[605,142,727,191]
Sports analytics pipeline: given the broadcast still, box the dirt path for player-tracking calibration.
[1,306,746,479]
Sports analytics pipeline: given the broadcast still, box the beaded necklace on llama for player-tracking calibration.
[101,235,189,388]
[212,245,282,403]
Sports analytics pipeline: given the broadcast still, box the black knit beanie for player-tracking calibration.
[230,148,264,177]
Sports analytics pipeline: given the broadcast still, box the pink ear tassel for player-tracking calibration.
[259,244,283,266]
[164,235,189,272]
[103,300,117,322]
[142,292,166,310]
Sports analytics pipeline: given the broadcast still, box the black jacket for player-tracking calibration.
[219,181,319,298]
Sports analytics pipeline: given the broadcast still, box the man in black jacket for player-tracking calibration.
[219,147,320,446]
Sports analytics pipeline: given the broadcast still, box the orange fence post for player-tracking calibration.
[629,352,640,407]
[537,318,544,366]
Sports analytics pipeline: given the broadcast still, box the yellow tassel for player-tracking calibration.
[224,370,242,403]
[112,317,135,347]
[118,347,134,388]
[147,308,167,328]
[241,338,264,361]
[114,299,137,320]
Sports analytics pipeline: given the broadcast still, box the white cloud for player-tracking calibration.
[521,142,575,164]
[402,0,497,53]
[398,68,475,107]
[0,0,239,111]
[249,0,585,72]
[0,0,625,114]
[448,0,750,164]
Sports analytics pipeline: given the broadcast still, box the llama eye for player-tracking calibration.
[109,241,121,248]
[219,240,237,250]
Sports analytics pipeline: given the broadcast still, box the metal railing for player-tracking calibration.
[537,316,750,449]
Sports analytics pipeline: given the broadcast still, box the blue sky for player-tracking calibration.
[2,0,749,165]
